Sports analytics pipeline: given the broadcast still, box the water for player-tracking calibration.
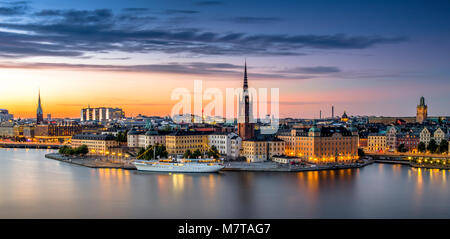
[0,148,449,218]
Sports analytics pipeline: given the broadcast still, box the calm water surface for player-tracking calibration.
[0,149,449,218]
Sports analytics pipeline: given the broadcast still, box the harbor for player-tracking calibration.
[45,152,373,172]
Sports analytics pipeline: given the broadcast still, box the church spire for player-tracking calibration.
[243,60,248,90]
[36,89,44,124]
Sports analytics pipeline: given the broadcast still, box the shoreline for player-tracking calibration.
[45,153,137,170]
[45,152,373,172]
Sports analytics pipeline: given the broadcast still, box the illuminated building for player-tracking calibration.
[416,96,427,123]
[396,132,419,152]
[207,132,242,159]
[277,124,359,164]
[35,122,82,142]
[386,126,400,152]
[80,106,125,122]
[340,111,349,122]
[420,127,446,146]
[367,133,386,152]
[71,134,119,153]
[165,131,210,155]
[127,129,168,148]
[241,138,285,162]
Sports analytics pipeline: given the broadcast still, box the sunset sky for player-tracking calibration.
[0,0,449,119]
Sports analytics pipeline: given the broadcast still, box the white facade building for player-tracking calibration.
[81,107,125,122]
[207,132,241,159]
[127,130,167,149]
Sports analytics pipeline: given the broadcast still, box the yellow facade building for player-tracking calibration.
[277,125,359,164]
[241,138,285,162]
[165,131,210,155]
[71,134,119,154]
[367,134,387,152]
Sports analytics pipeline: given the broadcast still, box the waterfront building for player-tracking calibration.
[165,131,210,155]
[71,134,119,153]
[386,126,400,152]
[396,132,419,152]
[207,132,242,159]
[23,125,35,138]
[277,125,359,163]
[13,124,24,137]
[0,109,13,122]
[229,134,242,159]
[367,133,387,152]
[420,127,432,145]
[420,127,447,145]
[35,122,82,142]
[241,138,284,162]
[272,155,301,164]
[416,96,428,123]
[36,90,44,125]
[127,129,168,149]
[0,122,14,137]
[433,127,446,144]
[80,106,125,122]
[237,62,255,140]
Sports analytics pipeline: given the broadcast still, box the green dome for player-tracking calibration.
[145,130,158,136]
[309,126,321,132]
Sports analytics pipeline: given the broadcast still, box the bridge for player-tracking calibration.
[0,142,63,149]
[366,152,450,160]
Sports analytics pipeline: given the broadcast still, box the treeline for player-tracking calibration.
[184,146,220,159]
[59,145,89,156]
[417,139,448,154]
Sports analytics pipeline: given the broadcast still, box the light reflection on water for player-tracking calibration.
[0,149,449,218]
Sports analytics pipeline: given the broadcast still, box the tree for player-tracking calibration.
[192,149,202,159]
[76,145,89,155]
[358,148,365,157]
[397,144,406,153]
[115,130,128,142]
[183,149,192,159]
[418,142,426,153]
[438,139,448,154]
[207,145,221,159]
[427,139,438,153]
[59,145,72,155]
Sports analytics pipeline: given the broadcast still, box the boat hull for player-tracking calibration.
[134,162,224,173]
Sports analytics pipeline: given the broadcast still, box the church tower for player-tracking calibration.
[36,89,44,124]
[416,96,427,124]
[237,61,255,140]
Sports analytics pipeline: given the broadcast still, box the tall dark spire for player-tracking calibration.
[243,60,248,89]
[36,89,44,124]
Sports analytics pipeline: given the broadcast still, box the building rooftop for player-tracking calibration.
[72,134,116,140]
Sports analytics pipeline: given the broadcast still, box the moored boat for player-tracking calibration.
[133,157,224,173]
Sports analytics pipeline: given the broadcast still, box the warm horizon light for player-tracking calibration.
[0,0,449,118]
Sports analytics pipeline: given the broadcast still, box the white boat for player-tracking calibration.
[133,158,224,173]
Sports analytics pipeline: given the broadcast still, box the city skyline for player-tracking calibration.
[0,0,449,118]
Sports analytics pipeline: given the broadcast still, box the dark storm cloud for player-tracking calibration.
[283,66,341,74]
[0,61,315,80]
[0,1,29,15]
[164,9,199,14]
[225,17,283,24]
[0,6,408,58]
[194,1,223,6]
[122,8,150,12]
